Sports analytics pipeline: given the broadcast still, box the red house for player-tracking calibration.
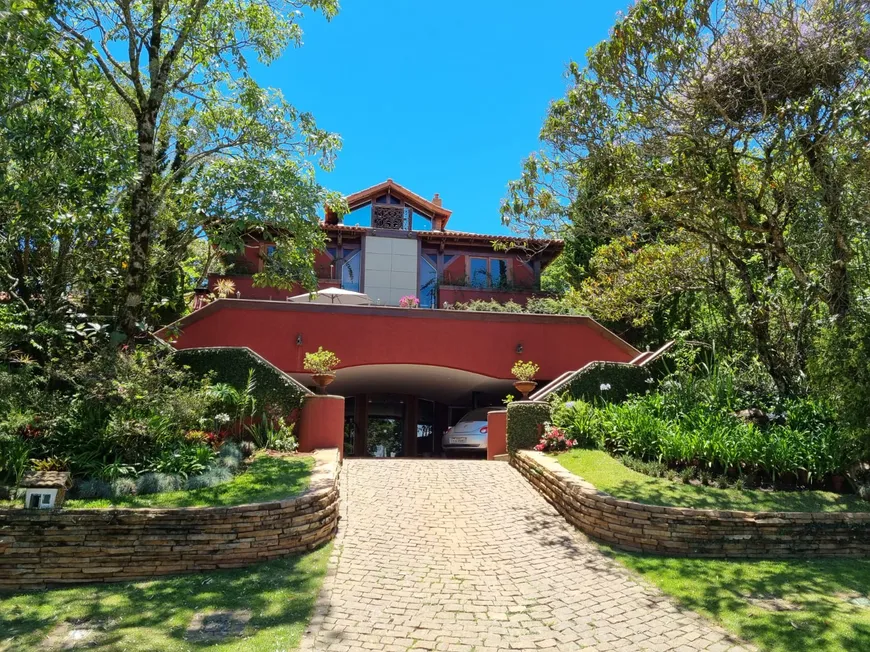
[159,180,639,457]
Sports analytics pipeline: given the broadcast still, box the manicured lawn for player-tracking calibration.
[556,448,870,512]
[0,544,331,651]
[612,551,870,652]
[65,454,313,509]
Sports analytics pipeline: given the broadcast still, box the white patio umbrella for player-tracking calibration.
[288,287,373,306]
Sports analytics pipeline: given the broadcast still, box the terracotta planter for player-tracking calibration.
[513,380,537,400]
[311,373,336,394]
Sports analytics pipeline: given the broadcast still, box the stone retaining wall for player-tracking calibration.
[0,449,340,591]
[513,449,870,558]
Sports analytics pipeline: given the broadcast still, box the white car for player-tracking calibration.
[442,407,500,452]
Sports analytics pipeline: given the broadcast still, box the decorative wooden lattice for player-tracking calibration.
[372,205,407,230]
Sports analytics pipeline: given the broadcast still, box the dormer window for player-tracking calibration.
[328,180,450,231]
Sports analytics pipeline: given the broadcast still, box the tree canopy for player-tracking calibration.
[503,0,870,403]
[1,0,344,352]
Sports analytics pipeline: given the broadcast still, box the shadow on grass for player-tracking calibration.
[608,550,870,652]
[1,544,331,651]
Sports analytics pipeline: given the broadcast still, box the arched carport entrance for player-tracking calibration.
[289,364,515,457]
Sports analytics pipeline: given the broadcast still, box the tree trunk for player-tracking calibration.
[730,256,795,394]
[120,112,158,338]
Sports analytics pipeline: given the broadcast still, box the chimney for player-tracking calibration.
[431,193,442,207]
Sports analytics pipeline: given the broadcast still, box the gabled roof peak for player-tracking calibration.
[325,179,452,228]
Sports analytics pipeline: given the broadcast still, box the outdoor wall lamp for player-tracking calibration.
[516,343,523,354]
[296,334,303,346]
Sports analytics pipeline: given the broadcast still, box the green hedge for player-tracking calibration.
[566,362,653,403]
[174,347,310,415]
[506,401,551,453]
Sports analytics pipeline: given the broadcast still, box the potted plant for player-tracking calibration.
[511,360,540,399]
[213,278,237,299]
[303,346,341,393]
[399,295,420,308]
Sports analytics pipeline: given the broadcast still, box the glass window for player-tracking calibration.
[345,204,372,227]
[413,210,432,231]
[490,259,508,288]
[419,256,437,308]
[266,245,277,257]
[470,258,488,288]
[341,249,361,292]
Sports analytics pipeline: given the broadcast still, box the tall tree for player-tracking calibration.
[502,0,870,392]
[51,0,343,335]
[1,0,132,358]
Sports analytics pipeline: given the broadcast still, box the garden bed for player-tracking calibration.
[557,448,870,513]
[0,449,340,591]
[64,453,313,509]
[512,449,870,558]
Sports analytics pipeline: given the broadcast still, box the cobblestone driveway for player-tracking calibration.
[301,459,751,652]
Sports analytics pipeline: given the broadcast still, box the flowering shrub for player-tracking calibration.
[399,295,420,308]
[512,360,540,382]
[534,424,579,453]
[303,346,340,374]
[184,430,210,444]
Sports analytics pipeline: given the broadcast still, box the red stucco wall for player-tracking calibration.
[163,301,638,381]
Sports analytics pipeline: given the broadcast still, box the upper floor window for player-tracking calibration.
[419,256,437,308]
[341,249,361,292]
[469,257,510,289]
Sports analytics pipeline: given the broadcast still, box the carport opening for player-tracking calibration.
[342,394,498,458]
[291,363,549,458]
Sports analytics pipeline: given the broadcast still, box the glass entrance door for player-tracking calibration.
[367,417,404,458]
[366,395,405,458]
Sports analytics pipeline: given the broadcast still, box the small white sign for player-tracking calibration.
[24,488,58,509]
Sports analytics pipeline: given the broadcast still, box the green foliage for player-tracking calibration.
[185,467,233,491]
[511,360,540,382]
[809,315,870,433]
[502,0,870,395]
[0,436,34,487]
[66,454,313,509]
[506,401,551,453]
[302,346,340,374]
[578,235,708,327]
[553,389,861,483]
[557,448,870,513]
[134,472,185,495]
[148,444,216,480]
[174,347,308,416]
[564,362,654,403]
[447,297,581,315]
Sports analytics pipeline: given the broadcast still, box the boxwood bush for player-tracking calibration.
[174,347,310,415]
[566,362,654,403]
[506,401,551,453]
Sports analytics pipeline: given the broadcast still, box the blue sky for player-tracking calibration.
[253,0,628,234]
